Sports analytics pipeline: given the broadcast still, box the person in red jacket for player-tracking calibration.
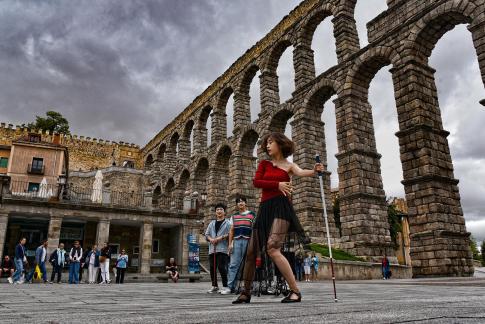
[233,132,323,304]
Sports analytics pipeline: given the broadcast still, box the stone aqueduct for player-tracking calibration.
[142,0,485,277]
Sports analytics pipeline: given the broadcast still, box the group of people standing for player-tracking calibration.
[205,132,325,304]
[5,238,129,285]
[295,252,319,282]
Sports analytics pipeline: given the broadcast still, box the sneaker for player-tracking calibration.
[207,286,219,294]
[220,287,232,295]
[7,277,13,284]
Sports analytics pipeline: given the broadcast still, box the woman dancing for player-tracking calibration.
[233,132,323,304]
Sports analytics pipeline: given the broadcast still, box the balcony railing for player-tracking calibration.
[7,180,183,211]
[27,164,45,175]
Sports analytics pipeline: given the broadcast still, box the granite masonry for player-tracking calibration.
[142,0,484,277]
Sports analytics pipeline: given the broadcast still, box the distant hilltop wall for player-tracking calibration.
[0,122,143,171]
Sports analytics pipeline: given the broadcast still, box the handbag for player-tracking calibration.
[33,265,42,281]
[99,255,107,263]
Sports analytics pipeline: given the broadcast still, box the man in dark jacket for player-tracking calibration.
[26,239,49,283]
[68,241,83,284]
[1,255,15,279]
[11,238,27,284]
[49,243,66,283]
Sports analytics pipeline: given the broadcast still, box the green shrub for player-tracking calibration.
[309,243,366,262]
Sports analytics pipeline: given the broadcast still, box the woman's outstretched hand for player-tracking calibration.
[314,163,324,174]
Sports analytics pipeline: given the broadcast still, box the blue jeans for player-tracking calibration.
[26,262,47,282]
[227,239,249,290]
[12,258,24,282]
[69,262,80,284]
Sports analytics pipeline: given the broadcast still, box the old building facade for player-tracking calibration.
[142,0,484,277]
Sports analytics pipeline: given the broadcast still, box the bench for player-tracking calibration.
[156,273,202,283]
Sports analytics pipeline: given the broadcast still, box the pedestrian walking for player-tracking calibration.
[99,242,111,284]
[86,245,100,284]
[222,197,255,295]
[205,203,231,294]
[115,249,128,284]
[11,237,27,284]
[26,239,49,283]
[311,253,319,281]
[49,243,66,283]
[382,254,391,280]
[68,241,83,284]
[233,132,323,304]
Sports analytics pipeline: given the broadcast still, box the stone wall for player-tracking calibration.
[0,123,143,171]
[69,167,147,195]
[317,259,413,280]
[141,0,483,277]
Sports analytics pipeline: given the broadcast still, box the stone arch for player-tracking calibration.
[298,3,337,49]
[304,78,341,117]
[268,108,294,133]
[214,87,234,139]
[235,64,262,127]
[344,46,403,98]
[181,120,194,159]
[266,38,296,104]
[335,46,405,260]
[195,105,213,150]
[391,0,482,276]
[144,154,154,168]
[183,120,194,139]
[233,128,260,210]
[407,0,479,63]
[164,177,175,194]
[178,169,191,190]
[193,157,209,195]
[152,185,162,208]
[237,127,259,155]
[207,145,233,215]
[157,143,167,160]
[169,132,180,154]
[406,0,485,90]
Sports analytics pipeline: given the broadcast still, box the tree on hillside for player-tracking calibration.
[470,235,480,261]
[387,200,402,248]
[28,111,70,134]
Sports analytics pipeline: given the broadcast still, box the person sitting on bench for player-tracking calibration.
[1,255,14,279]
[165,258,179,283]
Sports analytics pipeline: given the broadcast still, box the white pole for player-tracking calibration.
[315,155,338,302]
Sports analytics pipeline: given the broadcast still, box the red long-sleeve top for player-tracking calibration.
[253,160,290,202]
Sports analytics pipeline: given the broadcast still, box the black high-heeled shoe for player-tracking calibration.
[232,291,251,304]
[281,290,302,303]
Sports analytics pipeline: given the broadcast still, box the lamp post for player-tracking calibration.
[57,174,67,201]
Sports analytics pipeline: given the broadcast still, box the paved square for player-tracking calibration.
[1,277,485,323]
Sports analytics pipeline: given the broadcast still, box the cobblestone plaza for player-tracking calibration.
[1,276,485,323]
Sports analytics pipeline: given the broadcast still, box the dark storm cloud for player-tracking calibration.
[0,1,483,235]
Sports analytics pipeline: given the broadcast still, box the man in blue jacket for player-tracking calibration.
[26,239,49,283]
[49,243,66,283]
[11,237,27,284]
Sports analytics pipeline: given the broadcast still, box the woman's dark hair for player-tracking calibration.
[214,203,226,212]
[235,196,247,204]
[261,132,295,158]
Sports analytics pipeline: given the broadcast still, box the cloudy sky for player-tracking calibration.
[0,1,483,242]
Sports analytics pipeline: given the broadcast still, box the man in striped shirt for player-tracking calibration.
[221,197,256,295]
